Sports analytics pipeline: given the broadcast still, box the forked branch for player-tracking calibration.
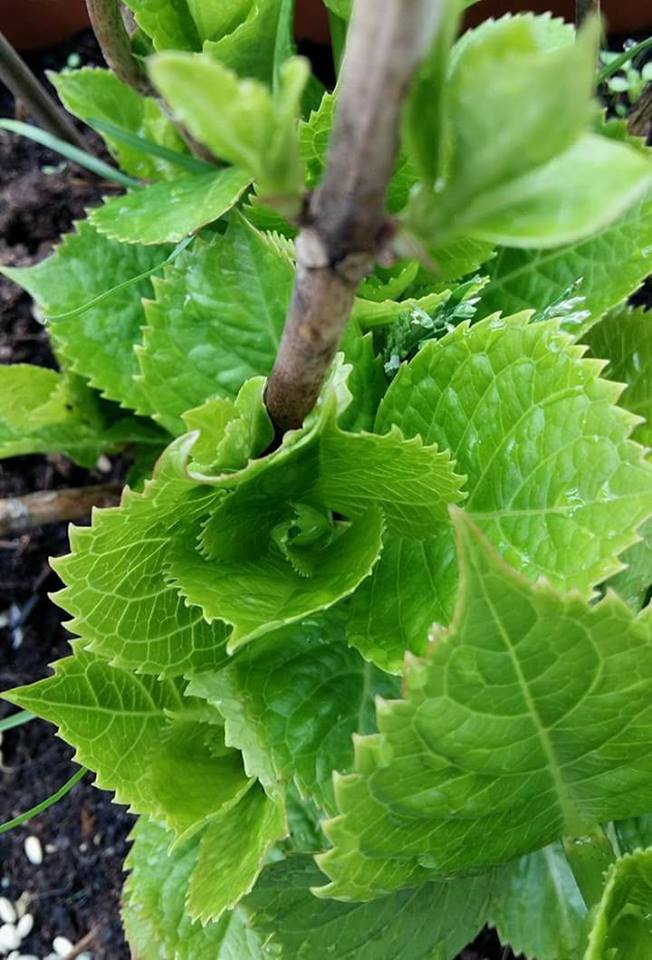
[265,0,443,432]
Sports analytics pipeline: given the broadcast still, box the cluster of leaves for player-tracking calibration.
[2,2,652,957]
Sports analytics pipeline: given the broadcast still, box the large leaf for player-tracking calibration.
[478,192,652,334]
[187,786,286,923]
[584,306,652,447]
[377,311,652,595]
[149,51,307,205]
[187,615,400,813]
[89,167,250,245]
[123,817,264,960]
[585,849,652,960]
[243,855,492,960]
[353,311,652,672]
[317,512,652,899]
[138,216,293,433]
[4,649,250,838]
[51,67,188,180]
[0,365,111,468]
[490,844,587,960]
[1,221,168,415]
[50,435,228,676]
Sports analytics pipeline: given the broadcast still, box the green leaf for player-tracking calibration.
[584,306,652,447]
[585,849,652,960]
[322,0,350,18]
[123,817,264,960]
[0,365,110,468]
[377,311,652,597]
[183,377,274,474]
[447,14,591,198]
[149,51,307,207]
[204,0,286,85]
[88,167,251,245]
[187,786,286,923]
[138,216,293,433]
[122,0,200,50]
[606,519,652,613]
[478,192,652,334]
[244,855,492,960]
[317,511,652,899]
[490,844,587,960]
[4,649,250,839]
[352,310,652,672]
[166,505,384,650]
[1,221,168,415]
[50,434,228,676]
[51,67,188,180]
[186,0,252,43]
[187,615,400,813]
[347,532,455,674]
[440,133,652,249]
[317,425,465,537]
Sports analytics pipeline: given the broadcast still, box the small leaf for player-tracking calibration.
[89,167,251,245]
[204,0,287,85]
[51,66,189,179]
[122,0,200,50]
[490,844,587,960]
[317,511,652,898]
[149,51,307,206]
[585,849,652,960]
[122,817,264,960]
[0,365,111,468]
[187,786,286,923]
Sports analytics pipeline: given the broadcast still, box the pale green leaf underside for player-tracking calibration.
[139,215,293,433]
[0,365,109,468]
[89,167,251,245]
[244,855,491,960]
[317,512,652,899]
[4,649,249,840]
[479,192,652,334]
[123,817,264,960]
[1,221,168,415]
[490,843,587,960]
[585,849,652,960]
[51,67,189,180]
[187,615,400,813]
[51,435,228,676]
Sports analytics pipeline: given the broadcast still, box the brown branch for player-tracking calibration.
[85,0,151,94]
[63,925,102,960]
[629,83,652,143]
[265,0,444,432]
[0,485,121,537]
[576,0,600,25]
[85,0,216,163]
[0,31,88,149]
